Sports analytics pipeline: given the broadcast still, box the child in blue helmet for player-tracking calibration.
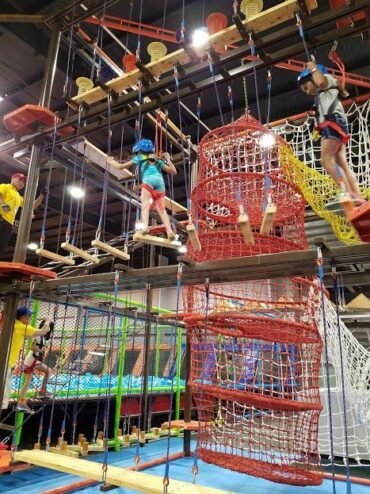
[298,61,364,206]
[118,139,177,238]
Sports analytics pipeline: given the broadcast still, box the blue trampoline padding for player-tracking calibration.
[1,438,366,494]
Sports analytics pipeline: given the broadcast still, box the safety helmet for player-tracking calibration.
[297,64,328,85]
[132,139,155,154]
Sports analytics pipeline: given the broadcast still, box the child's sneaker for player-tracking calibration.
[16,403,34,414]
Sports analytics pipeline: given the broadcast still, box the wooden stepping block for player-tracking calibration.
[133,233,181,249]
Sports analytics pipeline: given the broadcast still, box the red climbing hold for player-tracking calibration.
[348,201,370,242]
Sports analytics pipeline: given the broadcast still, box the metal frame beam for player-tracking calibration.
[3,243,370,296]
[0,0,368,155]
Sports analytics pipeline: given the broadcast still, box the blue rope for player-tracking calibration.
[249,33,261,122]
[192,277,211,483]
[317,248,337,494]
[207,52,225,126]
[174,66,190,211]
[162,263,183,493]
[332,268,351,494]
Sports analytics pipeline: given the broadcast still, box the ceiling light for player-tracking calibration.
[178,244,187,254]
[69,185,85,199]
[28,242,38,251]
[0,96,3,102]
[259,132,276,148]
[192,27,210,49]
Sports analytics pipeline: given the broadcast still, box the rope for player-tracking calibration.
[173,66,190,210]
[207,51,225,126]
[96,94,113,241]
[242,59,249,113]
[332,267,352,494]
[296,13,311,61]
[101,271,120,487]
[317,247,337,494]
[162,263,183,493]
[192,277,211,485]
[248,33,261,122]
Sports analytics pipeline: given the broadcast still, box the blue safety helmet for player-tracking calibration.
[297,64,328,85]
[132,139,155,154]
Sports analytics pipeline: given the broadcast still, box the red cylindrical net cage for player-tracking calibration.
[183,114,323,486]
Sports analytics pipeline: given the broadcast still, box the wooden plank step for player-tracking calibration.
[133,233,181,249]
[14,450,235,494]
[71,1,317,106]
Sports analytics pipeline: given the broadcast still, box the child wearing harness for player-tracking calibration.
[17,319,54,413]
[118,139,177,239]
[298,61,364,207]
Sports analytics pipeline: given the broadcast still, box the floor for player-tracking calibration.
[0,438,368,494]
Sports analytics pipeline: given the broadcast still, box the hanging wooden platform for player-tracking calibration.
[0,262,56,280]
[14,450,235,494]
[164,197,187,214]
[133,232,181,249]
[61,242,100,264]
[71,0,317,106]
[346,293,370,310]
[3,105,74,136]
[260,203,277,235]
[348,201,370,243]
[91,239,130,261]
[73,140,133,181]
[36,248,75,266]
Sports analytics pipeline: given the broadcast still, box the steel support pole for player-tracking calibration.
[0,25,61,416]
[13,24,61,262]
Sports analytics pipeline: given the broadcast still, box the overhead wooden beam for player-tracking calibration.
[71,0,317,106]
[0,14,47,23]
[14,450,234,494]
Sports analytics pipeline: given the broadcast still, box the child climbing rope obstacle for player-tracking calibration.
[118,139,177,239]
[297,61,365,210]
[17,319,55,413]
[1,307,53,414]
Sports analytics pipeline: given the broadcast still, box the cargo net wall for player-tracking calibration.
[184,113,323,486]
[275,99,370,244]
[318,296,370,466]
[10,299,184,403]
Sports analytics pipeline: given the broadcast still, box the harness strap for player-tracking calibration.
[316,120,350,144]
[139,155,163,183]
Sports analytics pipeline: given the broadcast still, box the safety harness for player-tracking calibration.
[313,81,350,144]
[138,154,164,183]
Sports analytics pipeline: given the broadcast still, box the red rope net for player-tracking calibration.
[183,114,323,486]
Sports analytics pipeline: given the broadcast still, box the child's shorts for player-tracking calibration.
[141,183,166,210]
[320,114,349,143]
[23,352,42,374]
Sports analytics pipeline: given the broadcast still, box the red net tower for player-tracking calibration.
[183,114,323,486]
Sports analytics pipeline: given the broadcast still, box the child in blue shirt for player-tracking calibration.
[118,139,177,238]
[298,61,364,206]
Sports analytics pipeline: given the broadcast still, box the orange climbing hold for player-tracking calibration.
[3,105,74,136]
[348,202,370,242]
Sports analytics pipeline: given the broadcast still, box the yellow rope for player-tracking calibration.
[279,145,370,245]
